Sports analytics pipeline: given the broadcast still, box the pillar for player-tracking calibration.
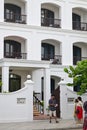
[0,0,4,22]
[25,0,29,25]
[2,66,9,92]
[62,40,73,65]
[61,2,72,30]
[44,68,51,114]
[24,75,34,121]
[26,0,40,26]
[58,79,68,119]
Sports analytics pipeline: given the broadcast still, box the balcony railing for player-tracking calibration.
[73,56,87,65]
[41,17,61,28]
[41,54,62,64]
[4,52,27,59]
[73,21,87,31]
[4,13,26,24]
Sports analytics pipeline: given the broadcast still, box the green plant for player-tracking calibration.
[64,60,87,95]
[40,100,44,107]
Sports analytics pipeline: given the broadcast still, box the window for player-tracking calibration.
[4,40,21,58]
[9,74,21,92]
[0,74,21,92]
[41,8,54,26]
[72,13,81,30]
[73,46,81,65]
[42,43,55,60]
[4,4,21,22]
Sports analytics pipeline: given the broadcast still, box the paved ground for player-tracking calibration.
[0,119,83,130]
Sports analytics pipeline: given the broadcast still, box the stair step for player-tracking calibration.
[33,105,40,116]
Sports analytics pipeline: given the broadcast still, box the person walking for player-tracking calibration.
[76,96,83,124]
[49,94,58,123]
[83,101,87,130]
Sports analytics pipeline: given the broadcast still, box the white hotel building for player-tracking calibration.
[0,0,87,122]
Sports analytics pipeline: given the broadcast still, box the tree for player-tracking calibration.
[64,60,87,95]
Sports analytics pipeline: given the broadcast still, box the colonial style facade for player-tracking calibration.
[0,0,87,122]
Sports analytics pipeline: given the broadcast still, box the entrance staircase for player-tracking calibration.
[33,92,49,120]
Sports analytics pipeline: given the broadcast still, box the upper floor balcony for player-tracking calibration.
[73,56,87,65]
[41,54,62,64]
[4,52,27,59]
[41,40,62,65]
[4,13,26,24]
[41,3,61,28]
[73,21,87,31]
[41,17,61,28]
[73,43,87,65]
[4,2,26,24]
[4,37,27,60]
[72,8,87,31]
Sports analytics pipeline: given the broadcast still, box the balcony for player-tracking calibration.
[4,13,26,24]
[4,52,27,59]
[73,21,87,31]
[42,55,62,64]
[41,17,61,28]
[73,56,87,65]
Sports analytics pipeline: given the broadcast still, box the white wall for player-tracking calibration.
[60,81,87,119]
[0,80,33,122]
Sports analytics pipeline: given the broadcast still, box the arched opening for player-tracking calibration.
[4,3,26,24]
[72,7,87,31]
[4,40,21,58]
[41,43,55,60]
[73,42,87,65]
[41,8,54,27]
[73,45,81,65]
[72,13,81,30]
[41,3,61,28]
[41,39,62,64]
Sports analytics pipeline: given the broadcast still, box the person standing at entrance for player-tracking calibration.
[49,94,58,123]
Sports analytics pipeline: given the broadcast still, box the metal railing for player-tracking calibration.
[4,13,26,24]
[73,56,87,65]
[4,52,27,59]
[73,21,87,31]
[41,54,62,64]
[41,17,61,28]
[33,92,44,114]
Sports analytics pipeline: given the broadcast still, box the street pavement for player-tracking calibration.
[0,119,83,130]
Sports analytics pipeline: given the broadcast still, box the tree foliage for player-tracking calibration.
[64,60,87,95]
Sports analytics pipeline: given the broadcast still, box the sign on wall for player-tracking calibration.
[17,98,26,104]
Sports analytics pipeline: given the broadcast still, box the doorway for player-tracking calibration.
[72,13,81,30]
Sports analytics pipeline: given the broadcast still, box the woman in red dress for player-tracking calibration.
[76,97,83,124]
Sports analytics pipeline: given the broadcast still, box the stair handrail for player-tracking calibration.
[33,92,44,114]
